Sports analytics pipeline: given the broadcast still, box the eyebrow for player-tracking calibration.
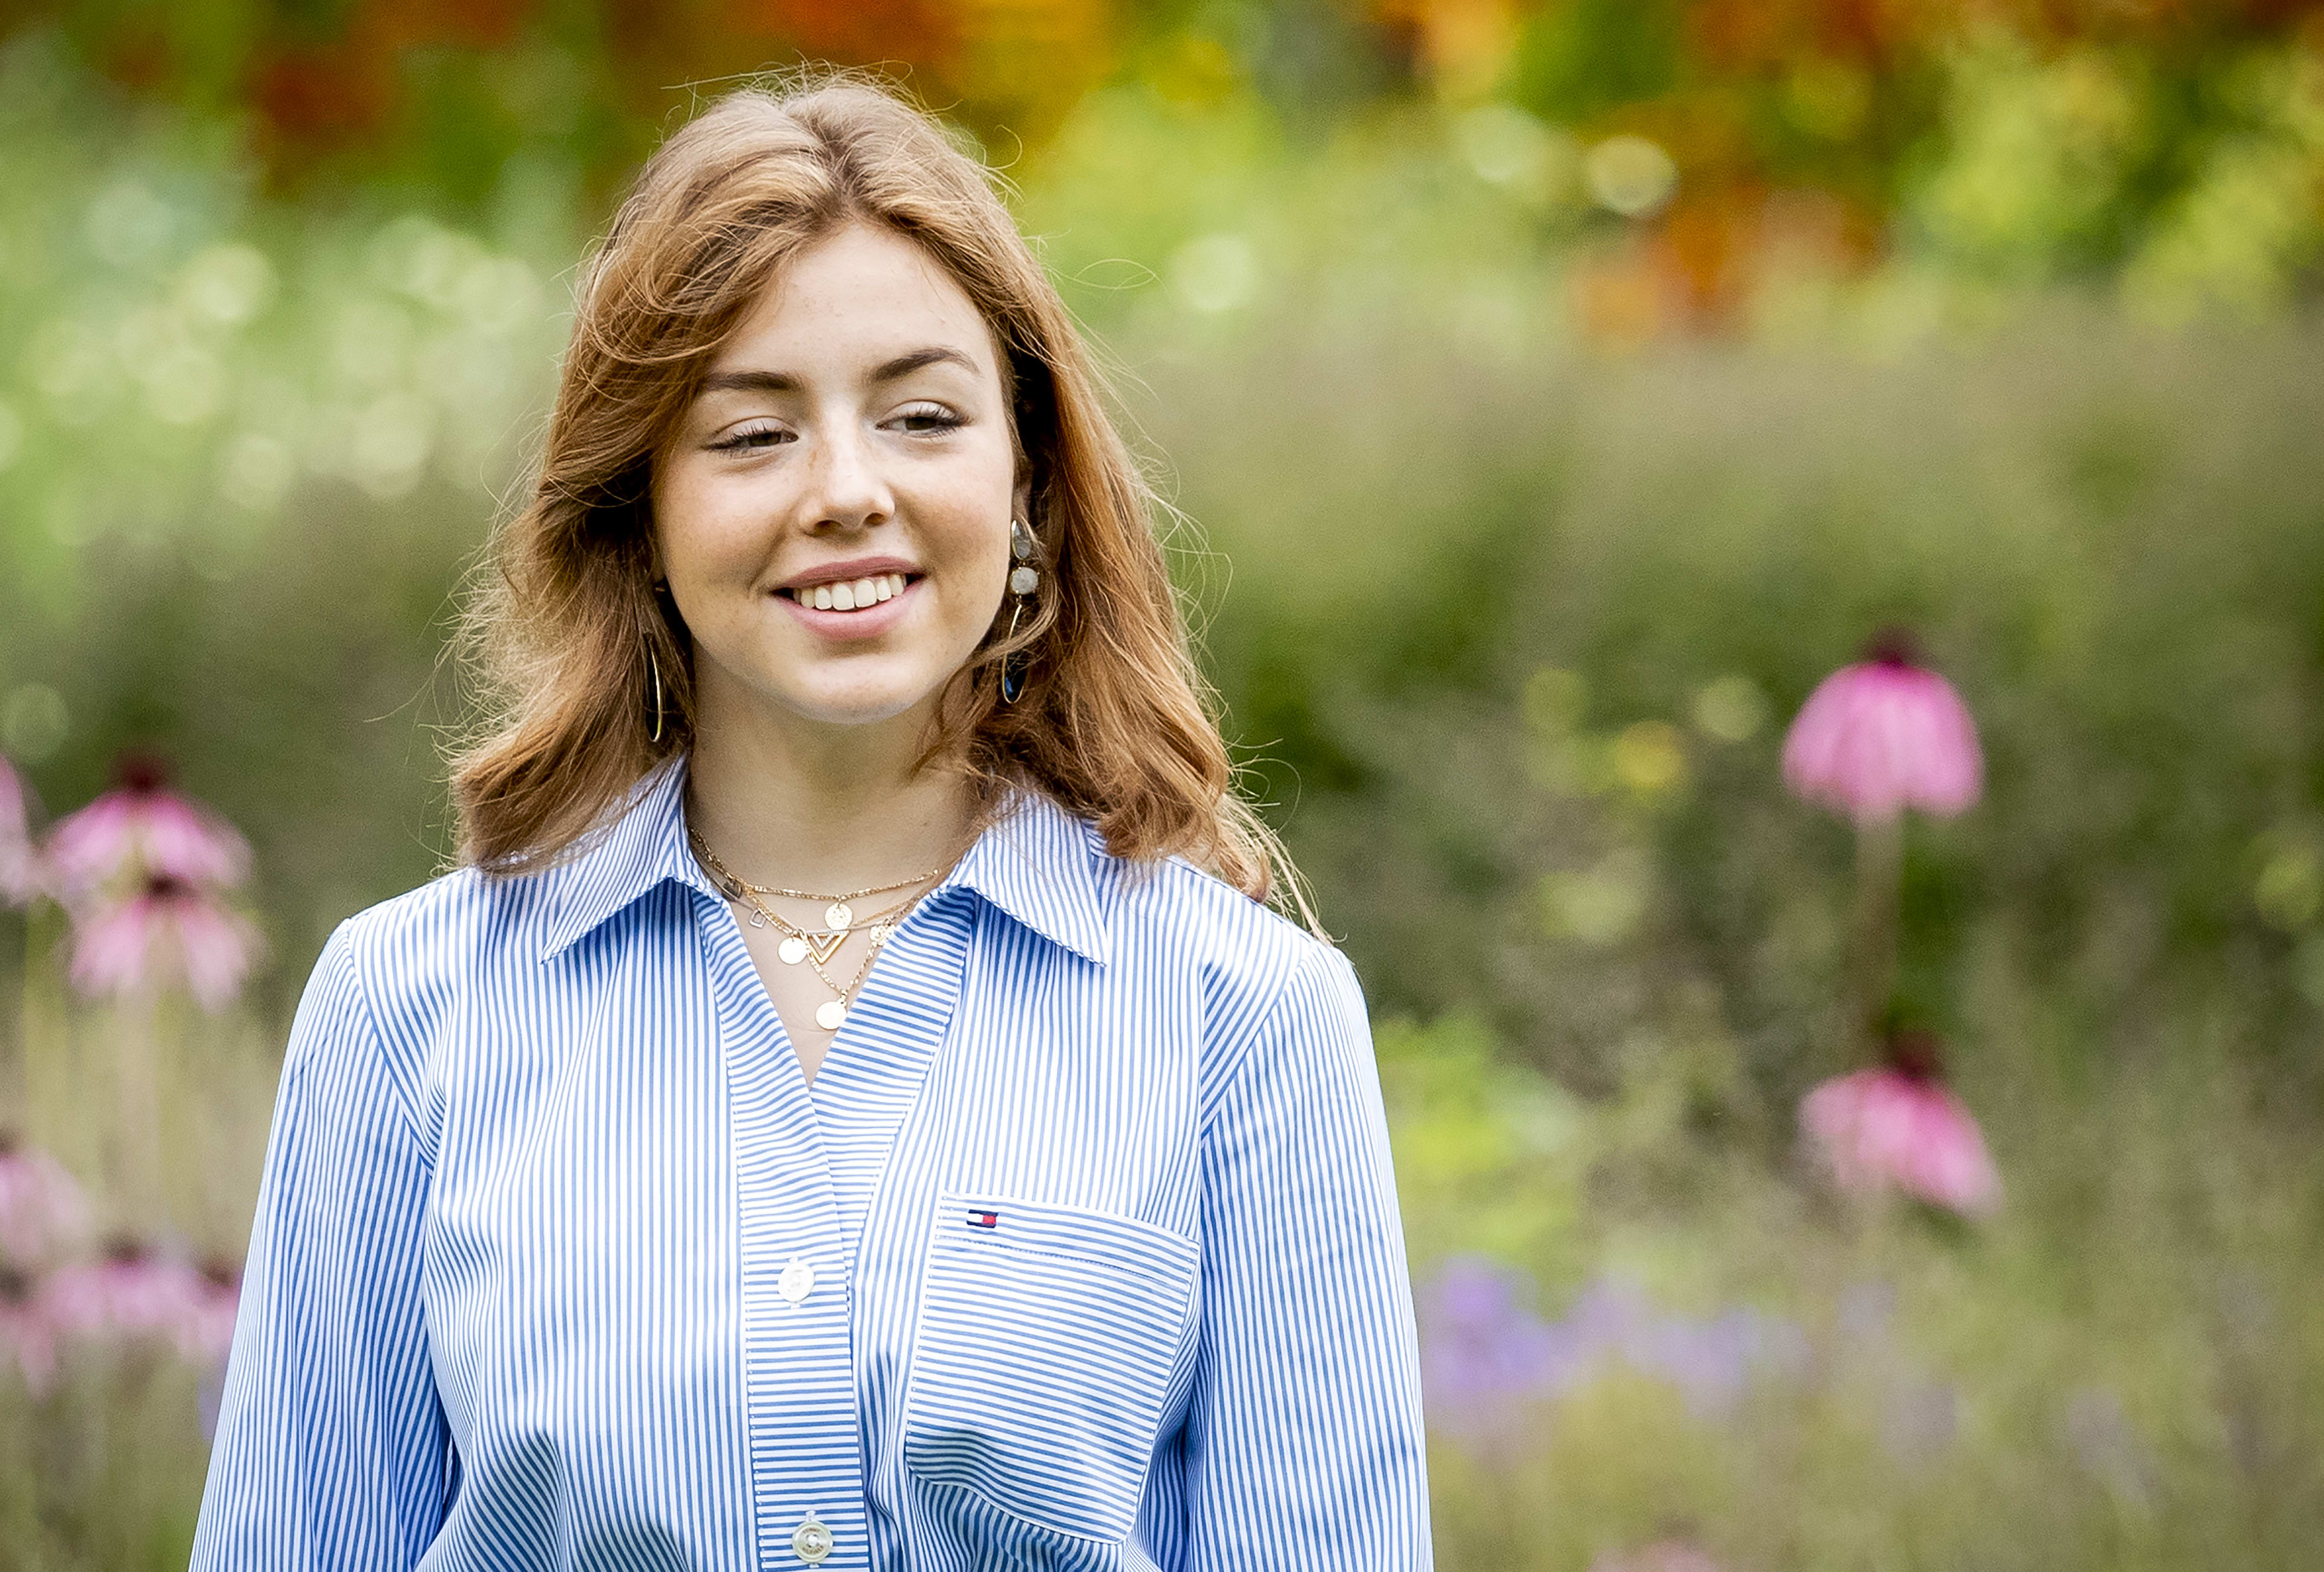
[698,346,979,396]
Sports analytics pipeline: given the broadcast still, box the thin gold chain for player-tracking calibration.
[809,919,897,1001]
[686,829,937,904]
[721,876,923,1012]
[689,830,968,1026]
[701,858,922,938]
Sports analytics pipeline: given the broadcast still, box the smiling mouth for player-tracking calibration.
[784,571,914,612]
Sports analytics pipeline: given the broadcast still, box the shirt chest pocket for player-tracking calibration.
[902,1191,1201,1544]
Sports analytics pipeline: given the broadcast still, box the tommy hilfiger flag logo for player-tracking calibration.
[965,1208,1000,1230]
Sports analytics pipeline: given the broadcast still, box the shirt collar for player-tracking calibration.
[939,787,1111,966]
[539,758,1111,966]
[538,758,711,961]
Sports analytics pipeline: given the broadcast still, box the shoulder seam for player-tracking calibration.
[325,918,435,1169]
[1197,938,1341,1132]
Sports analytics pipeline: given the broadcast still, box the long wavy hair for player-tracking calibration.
[451,74,1306,916]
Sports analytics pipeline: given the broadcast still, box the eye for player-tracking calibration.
[890,401,963,435]
[709,421,791,452]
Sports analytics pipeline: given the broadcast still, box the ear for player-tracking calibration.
[1011,475,1034,534]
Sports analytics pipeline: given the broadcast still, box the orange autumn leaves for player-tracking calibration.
[51,0,2324,339]
[110,0,1115,167]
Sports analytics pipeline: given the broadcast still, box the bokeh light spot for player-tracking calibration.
[1692,674,1767,743]
[1169,232,1259,314]
[1,685,70,763]
[1585,136,1678,218]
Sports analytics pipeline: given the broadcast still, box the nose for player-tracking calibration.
[799,419,892,534]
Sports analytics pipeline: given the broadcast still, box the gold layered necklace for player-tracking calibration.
[689,830,947,1032]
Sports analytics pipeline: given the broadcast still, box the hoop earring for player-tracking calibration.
[648,647,666,743]
[1002,518,1039,704]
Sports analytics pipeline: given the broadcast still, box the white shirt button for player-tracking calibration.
[792,1510,834,1564]
[778,1258,816,1304]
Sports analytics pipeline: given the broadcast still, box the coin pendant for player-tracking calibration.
[815,999,847,1031]
[778,936,808,965]
[824,902,853,932]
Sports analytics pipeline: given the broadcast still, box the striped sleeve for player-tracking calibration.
[191,922,452,1568]
[1184,945,1433,1570]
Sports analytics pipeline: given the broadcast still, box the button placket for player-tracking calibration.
[699,886,870,1570]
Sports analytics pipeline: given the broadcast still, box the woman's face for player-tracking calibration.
[654,221,1023,734]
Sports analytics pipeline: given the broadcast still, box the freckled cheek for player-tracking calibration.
[919,545,1008,640]
[655,473,788,592]
[907,481,1016,595]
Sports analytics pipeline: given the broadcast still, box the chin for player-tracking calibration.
[771,667,951,729]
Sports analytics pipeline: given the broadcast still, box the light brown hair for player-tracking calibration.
[451,74,1307,916]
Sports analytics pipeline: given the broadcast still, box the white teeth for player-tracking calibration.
[795,573,909,610]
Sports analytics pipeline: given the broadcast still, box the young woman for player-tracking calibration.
[193,77,1430,1571]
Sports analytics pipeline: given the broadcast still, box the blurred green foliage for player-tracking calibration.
[0,1352,214,1566]
[1152,310,2324,1099]
[3,5,2324,1568]
[1386,1005,2324,1569]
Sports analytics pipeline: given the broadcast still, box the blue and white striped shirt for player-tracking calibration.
[192,761,1431,1570]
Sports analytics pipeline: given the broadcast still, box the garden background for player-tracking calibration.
[2,0,2323,1566]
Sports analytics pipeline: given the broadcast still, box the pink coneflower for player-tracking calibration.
[1589,1541,1725,1572]
[39,1239,215,1360]
[45,754,250,896]
[68,873,261,1011]
[1782,634,1982,825]
[0,1266,56,1393]
[1800,1035,2002,1217]
[0,754,36,907]
[0,1135,88,1268]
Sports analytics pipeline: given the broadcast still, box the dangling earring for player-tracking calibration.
[1002,518,1039,703]
[647,574,674,744]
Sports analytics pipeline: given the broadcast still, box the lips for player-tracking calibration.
[784,570,911,612]
[772,556,921,642]
[776,555,922,615]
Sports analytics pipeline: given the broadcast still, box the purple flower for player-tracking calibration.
[0,1134,88,1268]
[1419,1260,1805,1444]
[68,873,261,1010]
[1782,635,1982,825]
[1630,1304,1811,1418]
[1801,1043,2001,1217]
[45,754,250,898]
[1416,1257,1566,1439]
[38,1239,218,1360]
[0,755,36,907]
